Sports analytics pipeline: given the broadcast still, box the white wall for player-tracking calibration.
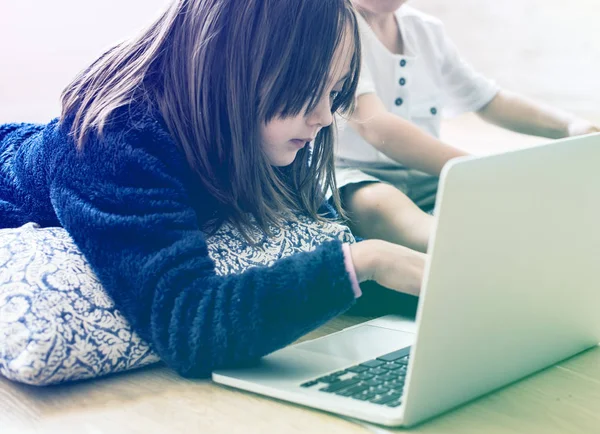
[0,0,169,123]
[412,0,600,116]
[1,0,598,127]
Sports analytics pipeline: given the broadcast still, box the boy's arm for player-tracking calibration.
[435,21,597,139]
[477,89,600,139]
[349,92,468,177]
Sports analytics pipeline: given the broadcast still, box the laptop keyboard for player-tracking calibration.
[299,346,411,408]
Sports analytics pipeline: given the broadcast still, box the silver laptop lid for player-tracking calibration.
[402,133,600,426]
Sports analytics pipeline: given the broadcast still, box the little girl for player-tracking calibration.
[336,0,599,253]
[0,0,426,377]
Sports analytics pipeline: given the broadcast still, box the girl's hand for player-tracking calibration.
[349,240,426,297]
[568,119,600,137]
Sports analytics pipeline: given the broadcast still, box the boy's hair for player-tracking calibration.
[61,0,361,236]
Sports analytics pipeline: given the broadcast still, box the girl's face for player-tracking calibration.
[261,28,354,167]
[352,0,408,15]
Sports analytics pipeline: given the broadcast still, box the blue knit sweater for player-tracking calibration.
[0,107,356,377]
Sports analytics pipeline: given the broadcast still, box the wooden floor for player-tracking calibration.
[4,310,600,434]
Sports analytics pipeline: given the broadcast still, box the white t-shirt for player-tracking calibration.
[336,6,499,167]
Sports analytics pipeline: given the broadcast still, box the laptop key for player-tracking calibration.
[376,347,411,362]
[355,391,378,401]
[360,359,385,368]
[346,365,369,374]
[386,387,404,397]
[372,386,390,395]
[379,373,398,382]
[369,367,388,376]
[370,393,402,405]
[300,380,319,388]
[354,373,374,381]
[363,378,383,387]
[385,379,404,388]
[320,378,360,393]
[382,363,404,371]
[396,356,409,365]
[386,398,403,408]
[315,375,342,384]
[336,384,370,397]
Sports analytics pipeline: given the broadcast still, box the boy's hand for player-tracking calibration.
[568,119,600,137]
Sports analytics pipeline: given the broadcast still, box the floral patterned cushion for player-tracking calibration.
[0,219,354,386]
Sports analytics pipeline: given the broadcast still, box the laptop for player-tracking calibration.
[212,132,600,427]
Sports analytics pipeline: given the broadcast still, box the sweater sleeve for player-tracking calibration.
[48,125,357,377]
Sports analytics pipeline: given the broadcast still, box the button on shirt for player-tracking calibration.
[337,7,499,167]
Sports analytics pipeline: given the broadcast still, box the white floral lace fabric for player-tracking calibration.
[0,218,354,385]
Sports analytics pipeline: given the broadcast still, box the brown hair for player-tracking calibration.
[61,0,361,236]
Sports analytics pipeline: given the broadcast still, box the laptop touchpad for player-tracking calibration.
[295,325,415,363]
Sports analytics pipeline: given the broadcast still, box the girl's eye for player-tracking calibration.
[330,91,340,101]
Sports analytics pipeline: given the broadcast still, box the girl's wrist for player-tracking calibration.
[347,240,379,283]
[342,243,362,298]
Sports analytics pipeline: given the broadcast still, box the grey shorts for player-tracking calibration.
[335,164,439,213]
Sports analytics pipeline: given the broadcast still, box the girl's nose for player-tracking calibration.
[307,96,334,128]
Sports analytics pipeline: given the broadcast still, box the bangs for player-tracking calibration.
[260,0,361,122]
